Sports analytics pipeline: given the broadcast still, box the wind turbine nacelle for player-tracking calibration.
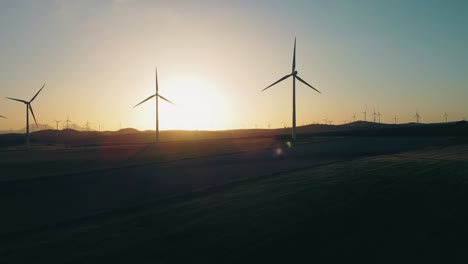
[293,70,298,75]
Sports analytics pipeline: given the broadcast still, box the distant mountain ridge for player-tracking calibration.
[0,123,94,134]
[0,121,466,149]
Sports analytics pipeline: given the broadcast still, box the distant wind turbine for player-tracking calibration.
[372,108,377,123]
[394,115,397,125]
[352,113,356,122]
[64,116,73,129]
[6,84,45,148]
[377,111,382,124]
[261,38,321,142]
[362,108,367,121]
[414,111,421,124]
[54,119,61,130]
[134,67,175,144]
[85,121,92,131]
[444,112,448,123]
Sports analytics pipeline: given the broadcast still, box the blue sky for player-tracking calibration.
[0,0,467,130]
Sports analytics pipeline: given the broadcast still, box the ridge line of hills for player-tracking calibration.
[0,120,466,148]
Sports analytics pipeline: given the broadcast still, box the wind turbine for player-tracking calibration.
[444,112,448,123]
[64,115,73,129]
[372,108,377,123]
[352,113,356,122]
[394,115,397,125]
[261,38,321,142]
[414,111,421,124]
[85,121,92,131]
[6,84,45,148]
[377,111,382,124]
[134,67,175,144]
[54,119,61,130]
[362,108,367,121]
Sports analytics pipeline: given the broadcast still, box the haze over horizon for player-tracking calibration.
[1,0,467,131]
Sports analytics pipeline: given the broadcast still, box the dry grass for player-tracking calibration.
[0,137,278,181]
[2,143,468,263]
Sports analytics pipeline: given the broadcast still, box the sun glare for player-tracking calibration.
[159,77,232,131]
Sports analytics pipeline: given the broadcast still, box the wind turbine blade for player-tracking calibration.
[155,67,159,92]
[295,75,321,94]
[30,84,46,102]
[262,74,292,91]
[6,97,27,103]
[158,94,174,104]
[0,115,6,119]
[292,37,296,72]
[29,104,38,127]
[133,94,156,108]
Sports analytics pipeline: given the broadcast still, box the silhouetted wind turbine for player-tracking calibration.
[6,84,45,148]
[414,111,421,124]
[394,115,397,125]
[54,119,61,130]
[261,38,321,142]
[377,111,382,123]
[362,108,367,121]
[372,108,377,123]
[85,121,92,131]
[64,115,73,129]
[352,113,356,122]
[134,67,174,144]
[444,112,448,123]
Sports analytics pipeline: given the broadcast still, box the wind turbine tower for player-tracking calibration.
[372,108,377,123]
[85,121,92,131]
[64,116,73,129]
[134,67,175,144]
[6,84,45,148]
[444,112,448,123]
[414,111,421,124]
[261,38,321,142]
[362,109,367,121]
[54,119,61,130]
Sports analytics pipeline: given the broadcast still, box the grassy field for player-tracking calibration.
[2,143,467,263]
[0,137,282,181]
[0,135,341,182]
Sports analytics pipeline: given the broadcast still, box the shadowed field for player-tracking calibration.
[0,136,282,181]
[1,138,467,263]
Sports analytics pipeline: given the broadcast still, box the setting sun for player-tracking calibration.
[164,77,233,130]
[134,75,234,131]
